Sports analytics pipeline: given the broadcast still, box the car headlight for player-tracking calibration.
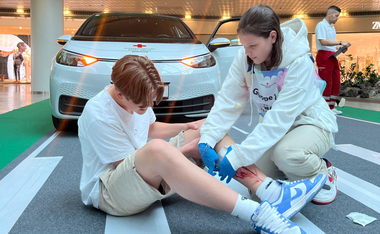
[56,49,97,67]
[181,53,216,68]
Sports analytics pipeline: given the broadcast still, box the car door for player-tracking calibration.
[207,17,242,84]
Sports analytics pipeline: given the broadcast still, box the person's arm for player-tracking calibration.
[315,23,351,48]
[199,48,250,148]
[148,121,199,139]
[318,39,350,47]
[197,49,250,175]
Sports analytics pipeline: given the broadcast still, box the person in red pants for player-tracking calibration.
[315,5,351,115]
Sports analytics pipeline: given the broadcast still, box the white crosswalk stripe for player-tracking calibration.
[0,132,62,234]
[336,168,380,213]
[336,144,380,166]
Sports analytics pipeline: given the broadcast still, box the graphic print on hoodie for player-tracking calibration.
[246,65,288,117]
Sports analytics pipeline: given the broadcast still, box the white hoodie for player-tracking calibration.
[199,18,338,171]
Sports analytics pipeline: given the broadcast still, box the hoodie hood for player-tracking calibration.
[278,18,310,68]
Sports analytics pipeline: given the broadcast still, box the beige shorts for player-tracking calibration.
[98,132,186,216]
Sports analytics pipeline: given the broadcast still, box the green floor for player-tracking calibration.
[0,99,54,170]
[0,100,378,171]
[336,106,380,123]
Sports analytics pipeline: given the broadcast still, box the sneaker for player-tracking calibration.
[251,201,306,234]
[312,159,338,205]
[271,174,327,219]
[338,98,346,107]
[331,108,342,115]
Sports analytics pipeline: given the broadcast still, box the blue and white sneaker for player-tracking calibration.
[251,201,306,234]
[271,174,327,219]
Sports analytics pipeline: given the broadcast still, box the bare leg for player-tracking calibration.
[213,135,266,193]
[134,139,237,213]
[183,118,206,144]
[179,118,206,159]
[234,165,266,193]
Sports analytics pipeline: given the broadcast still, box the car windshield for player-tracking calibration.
[77,14,193,39]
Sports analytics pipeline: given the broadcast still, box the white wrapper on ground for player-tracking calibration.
[346,212,377,226]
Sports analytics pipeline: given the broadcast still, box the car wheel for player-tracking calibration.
[52,115,78,132]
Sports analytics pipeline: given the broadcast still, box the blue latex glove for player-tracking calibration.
[198,143,219,176]
[216,146,236,183]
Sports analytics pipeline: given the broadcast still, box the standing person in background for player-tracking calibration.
[315,5,351,115]
[13,42,27,83]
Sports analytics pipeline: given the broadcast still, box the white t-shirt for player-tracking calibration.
[78,85,156,208]
[315,19,336,52]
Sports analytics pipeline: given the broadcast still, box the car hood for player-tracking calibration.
[62,40,209,61]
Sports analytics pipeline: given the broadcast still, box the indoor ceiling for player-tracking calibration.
[1,0,380,18]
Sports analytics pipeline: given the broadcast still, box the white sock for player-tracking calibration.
[231,194,259,222]
[256,177,282,203]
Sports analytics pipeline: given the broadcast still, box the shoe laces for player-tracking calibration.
[251,202,291,233]
[277,178,304,185]
[328,166,337,182]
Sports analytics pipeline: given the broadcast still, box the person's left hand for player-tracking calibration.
[215,146,236,183]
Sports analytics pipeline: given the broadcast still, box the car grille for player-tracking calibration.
[59,83,98,100]
[58,94,214,117]
[154,95,214,116]
[59,95,89,116]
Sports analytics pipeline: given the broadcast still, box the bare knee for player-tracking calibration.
[144,139,177,161]
[146,139,173,153]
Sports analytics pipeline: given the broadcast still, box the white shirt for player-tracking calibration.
[315,18,337,52]
[78,85,156,208]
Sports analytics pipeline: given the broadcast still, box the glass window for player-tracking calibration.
[211,20,241,46]
[78,14,193,39]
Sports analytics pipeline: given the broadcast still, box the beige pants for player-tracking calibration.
[98,132,186,216]
[255,124,331,181]
[248,125,331,201]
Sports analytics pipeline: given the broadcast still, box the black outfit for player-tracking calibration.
[13,53,23,81]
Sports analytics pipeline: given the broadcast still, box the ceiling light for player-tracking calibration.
[64,10,70,15]
[17,9,24,13]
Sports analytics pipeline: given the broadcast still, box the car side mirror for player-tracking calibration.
[207,38,231,52]
[57,35,73,45]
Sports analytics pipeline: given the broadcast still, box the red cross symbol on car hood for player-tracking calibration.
[133,44,146,48]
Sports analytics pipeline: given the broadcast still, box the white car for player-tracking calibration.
[50,13,241,130]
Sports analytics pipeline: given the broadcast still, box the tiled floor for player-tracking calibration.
[343,98,380,112]
[0,83,379,114]
[0,84,49,114]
